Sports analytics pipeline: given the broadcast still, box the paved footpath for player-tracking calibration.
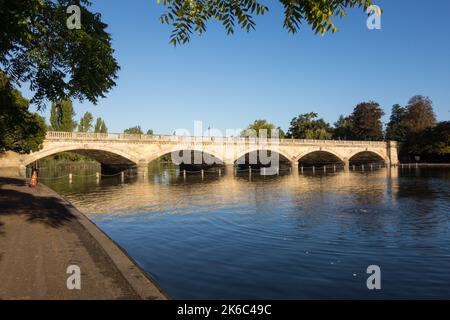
[0,177,168,300]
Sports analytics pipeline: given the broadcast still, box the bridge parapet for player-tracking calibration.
[45,131,388,146]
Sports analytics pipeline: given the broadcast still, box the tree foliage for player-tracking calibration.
[0,0,119,108]
[427,122,450,155]
[124,125,144,134]
[348,101,384,141]
[157,0,374,45]
[94,117,102,133]
[384,96,439,157]
[50,99,77,132]
[78,111,93,132]
[101,121,108,133]
[241,119,284,138]
[94,117,108,133]
[407,122,450,156]
[333,115,353,140]
[0,72,46,153]
[286,112,332,139]
[404,95,436,133]
[385,104,409,142]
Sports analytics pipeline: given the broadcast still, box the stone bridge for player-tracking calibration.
[0,131,399,177]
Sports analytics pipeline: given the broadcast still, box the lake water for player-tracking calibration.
[43,164,450,299]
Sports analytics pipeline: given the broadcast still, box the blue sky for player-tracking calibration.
[29,0,450,134]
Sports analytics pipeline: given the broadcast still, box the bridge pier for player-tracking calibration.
[137,162,148,178]
[387,141,399,166]
[225,164,236,176]
[343,158,350,171]
[291,162,299,175]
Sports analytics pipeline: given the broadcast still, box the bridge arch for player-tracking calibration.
[348,150,387,165]
[233,148,293,171]
[295,148,346,166]
[234,148,293,165]
[23,145,141,168]
[145,146,226,166]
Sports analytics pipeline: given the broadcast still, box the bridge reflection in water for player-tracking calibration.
[44,165,400,217]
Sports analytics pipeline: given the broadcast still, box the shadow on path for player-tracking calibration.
[0,177,76,228]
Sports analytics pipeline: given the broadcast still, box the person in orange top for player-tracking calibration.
[30,169,38,188]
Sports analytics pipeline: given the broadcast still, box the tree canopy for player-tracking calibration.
[94,117,108,133]
[426,122,450,155]
[157,0,375,45]
[404,95,436,133]
[333,115,353,140]
[287,112,332,140]
[407,122,450,157]
[385,104,409,142]
[124,126,144,135]
[348,101,384,141]
[0,72,46,153]
[387,96,440,158]
[50,99,77,132]
[78,112,93,132]
[0,0,119,108]
[241,119,284,138]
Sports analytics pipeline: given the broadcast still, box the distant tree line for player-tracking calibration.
[384,96,448,162]
[242,96,449,162]
[47,101,155,136]
[123,125,153,135]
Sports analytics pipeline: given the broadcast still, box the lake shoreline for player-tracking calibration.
[0,177,168,300]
